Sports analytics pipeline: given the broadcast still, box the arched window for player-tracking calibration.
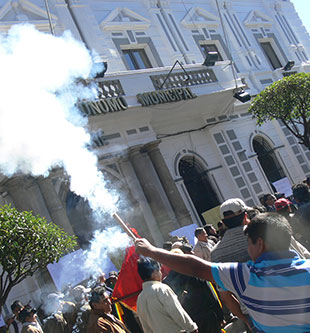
[253,136,285,183]
[178,156,220,222]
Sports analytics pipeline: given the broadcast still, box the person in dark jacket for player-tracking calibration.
[164,249,224,333]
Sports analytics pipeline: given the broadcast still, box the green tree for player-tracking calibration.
[0,205,77,312]
[249,72,310,149]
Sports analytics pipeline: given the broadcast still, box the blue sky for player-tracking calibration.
[292,0,310,34]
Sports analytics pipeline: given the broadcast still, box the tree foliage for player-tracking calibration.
[0,205,77,310]
[249,72,310,149]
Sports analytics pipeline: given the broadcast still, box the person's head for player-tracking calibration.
[262,194,276,207]
[44,293,63,314]
[274,198,292,216]
[69,285,90,304]
[194,227,208,241]
[292,183,310,205]
[217,221,224,230]
[244,213,292,261]
[303,177,310,187]
[17,308,37,324]
[163,241,172,251]
[204,224,217,236]
[220,198,249,229]
[171,241,183,250]
[97,272,106,284]
[137,257,162,282]
[11,301,24,317]
[106,271,118,289]
[89,287,112,313]
[180,243,193,254]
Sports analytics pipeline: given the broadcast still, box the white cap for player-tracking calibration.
[220,198,250,219]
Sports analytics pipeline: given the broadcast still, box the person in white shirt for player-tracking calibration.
[137,257,198,333]
[193,227,215,261]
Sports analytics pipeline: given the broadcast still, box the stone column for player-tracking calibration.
[118,154,164,246]
[128,146,179,238]
[6,176,52,220]
[37,177,75,235]
[143,141,193,227]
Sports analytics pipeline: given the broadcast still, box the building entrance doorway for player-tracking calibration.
[178,156,220,223]
[253,136,285,184]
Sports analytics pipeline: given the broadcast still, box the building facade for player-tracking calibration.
[0,0,310,311]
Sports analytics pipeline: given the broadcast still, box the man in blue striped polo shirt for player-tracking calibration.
[135,213,310,333]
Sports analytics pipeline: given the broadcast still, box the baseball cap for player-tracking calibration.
[220,198,250,219]
[108,271,118,279]
[275,198,292,211]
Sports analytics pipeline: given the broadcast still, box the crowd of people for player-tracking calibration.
[1,180,310,333]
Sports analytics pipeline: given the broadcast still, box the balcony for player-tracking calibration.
[94,61,242,108]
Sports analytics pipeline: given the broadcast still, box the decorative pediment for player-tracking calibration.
[100,8,151,31]
[181,7,219,29]
[244,10,273,29]
[0,0,57,32]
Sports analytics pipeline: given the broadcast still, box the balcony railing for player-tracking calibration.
[150,68,217,90]
[96,79,125,98]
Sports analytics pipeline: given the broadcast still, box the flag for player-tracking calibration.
[112,245,142,312]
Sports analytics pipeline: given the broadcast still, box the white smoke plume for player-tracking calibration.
[0,25,135,291]
[0,24,117,213]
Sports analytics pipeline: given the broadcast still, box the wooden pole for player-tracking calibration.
[112,213,137,241]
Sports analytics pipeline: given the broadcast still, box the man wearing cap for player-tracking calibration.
[106,271,118,290]
[211,198,250,264]
[18,309,43,333]
[210,199,252,331]
[135,213,310,333]
[43,293,74,333]
[275,198,293,220]
[137,257,198,333]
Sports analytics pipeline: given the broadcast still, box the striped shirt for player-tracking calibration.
[211,226,251,263]
[211,250,310,332]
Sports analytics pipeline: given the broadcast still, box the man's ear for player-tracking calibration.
[256,237,266,255]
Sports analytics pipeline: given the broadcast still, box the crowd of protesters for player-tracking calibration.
[1,180,310,333]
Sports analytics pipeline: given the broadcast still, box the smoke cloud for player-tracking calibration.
[0,24,136,294]
[0,24,117,213]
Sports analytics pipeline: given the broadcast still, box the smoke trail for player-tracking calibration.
[0,24,117,213]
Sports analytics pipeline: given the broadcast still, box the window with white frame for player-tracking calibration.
[199,40,226,61]
[122,48,152,70]
[199,43,223,61]
[258,39,284,69]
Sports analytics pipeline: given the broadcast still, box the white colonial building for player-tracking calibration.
[0,0,310,313]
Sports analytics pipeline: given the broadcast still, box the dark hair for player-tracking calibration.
[244,213,292,252]
[222,211,245,229]
[11,301,23,313]
[163,241,172,251]
[292,183,310,204]
[204,225,216,235]
[17,308,36,323]
[194,227,205,238]
[180,243,193,254]
[262,194,275,207]
[89,286,106,309]
[137,258,160,281]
